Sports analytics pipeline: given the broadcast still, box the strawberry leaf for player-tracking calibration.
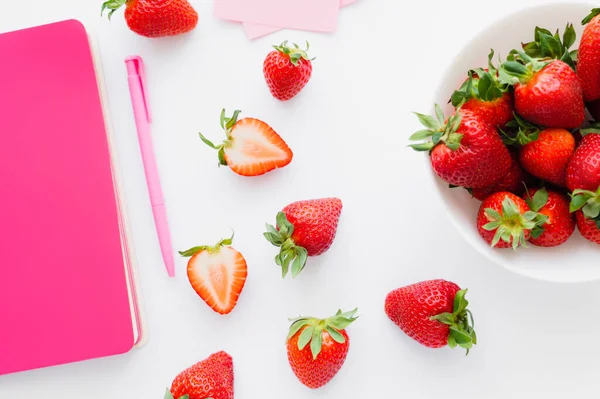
[530,187,549,212]
[326,327,346,344]
[310,327,323,359]
[298,326,315,350]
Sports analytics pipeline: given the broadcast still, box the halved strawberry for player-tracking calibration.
[199,109,293,176]
[179,234,248,315]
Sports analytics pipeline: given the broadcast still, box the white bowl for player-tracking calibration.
[430,1,599,283]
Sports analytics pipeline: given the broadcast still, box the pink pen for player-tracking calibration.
[125,56,175,277]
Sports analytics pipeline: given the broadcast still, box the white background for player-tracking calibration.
[1,0,599,397]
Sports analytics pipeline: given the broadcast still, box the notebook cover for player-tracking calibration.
[0,20,134,375]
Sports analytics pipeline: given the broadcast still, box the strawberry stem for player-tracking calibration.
[287,309,358,360]
[273,40,314,66]
[429,289,476,355]
[570,187,600,221]
[409,104,464,152]
[582,8,600,25]
[264,212,309,278]
[178,232,235,257]
[500,51,549,85]
[199,109,242,167]
[101,0,128,20]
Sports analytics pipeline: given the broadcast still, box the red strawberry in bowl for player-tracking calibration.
[179,233,248,315]
[450,50,514,128]
[500,53,585,129]
[384,280,476,353]
[102,0,198,38]
[263,41,313,101]
[577,9,600,102]
[469,150,532,201]
[575,211,600,245]
[264,198,342,278]
[409,105,511,188]
[199,109,293,177]
[286,309,358,389]
[476,192,546,249]
[167,351,233,399]
[523,187,575,247]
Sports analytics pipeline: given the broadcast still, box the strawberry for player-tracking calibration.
[450,50,514,128]
[167,351,234,399]
[476,192,546,249]
[101,0,198,38]
[286,309,358,389]
[469,150,532,201]
[575,211,600,245]
[500,54,585,129]
[518,24,577,70]
[264,198,342,278]
[566,128,600,192]
[524,187,575,247]
[179,234,247,315]
[199,109,293,177]
[577,9,600,102]
[409,105,511,188]
[263,41,313,101]
[384,280,476,353]
[519,128,575,187]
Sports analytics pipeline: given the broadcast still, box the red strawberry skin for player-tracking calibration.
[283,198,342,256]
[576,211,600,245]
[519,128,575,187]
[123,0,198,38]
[462,92,514,129]
[566,132,600,192]
[470,151,531,201]
[430,109,511,188]
[287,327,350,389]
[476,192,532,249]
[577,14,600,102]
[384,280,460,348]
[264,47,312,101]
[525,189,575,247]
[514,60,585,129]
[170,351,234,399]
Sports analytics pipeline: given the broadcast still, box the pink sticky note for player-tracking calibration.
[214,0,340,32]
[242,0,358,40]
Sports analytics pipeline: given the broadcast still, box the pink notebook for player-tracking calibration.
[0,20,146,376]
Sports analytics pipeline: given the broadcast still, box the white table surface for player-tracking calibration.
[2,0,599,397]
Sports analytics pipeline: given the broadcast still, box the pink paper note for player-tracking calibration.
[214,0,340,32]
[242,0,358,39]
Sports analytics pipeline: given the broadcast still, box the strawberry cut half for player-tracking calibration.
[179,233,248,315]
[199,109,293,177]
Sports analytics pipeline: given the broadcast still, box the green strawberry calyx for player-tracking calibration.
[582,8,600,25]
[273,40,314,67]
[178,232,235,257]
[451,49,508,106]
[516,24,577,70]
[500,113,540,146]
[429,289,477,355]
[482,196,548,250]
[499,51,551,86]
[524,187,551,239]
[264,212,308,278]
[408,104,464,152]
[287,309,359,360]
[164,388,213,399]
[570,187,600,228]
[100,0,128,20]
[199,109,242,167]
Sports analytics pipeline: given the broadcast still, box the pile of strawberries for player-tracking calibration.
[411,11,600,250]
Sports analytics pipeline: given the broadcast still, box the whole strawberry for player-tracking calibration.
[576,211,600,245]
[102,0,198,38]
[501,54,585,129]
[263,41,313,101]
[264,198,342,278]
[286,309,358,389]
[409,105,511,188]
[384,280,476,353]
[179,234,247,315]
[470,150,532,201]
[567,128,600,226]
[167,351,234,399]
[524,188,575,247]
[519,128,575,187]
[451,50,514,128]
[577,9,600,102]
[477,192,545,249]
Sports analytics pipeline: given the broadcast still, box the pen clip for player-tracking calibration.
[125,55,152,123]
